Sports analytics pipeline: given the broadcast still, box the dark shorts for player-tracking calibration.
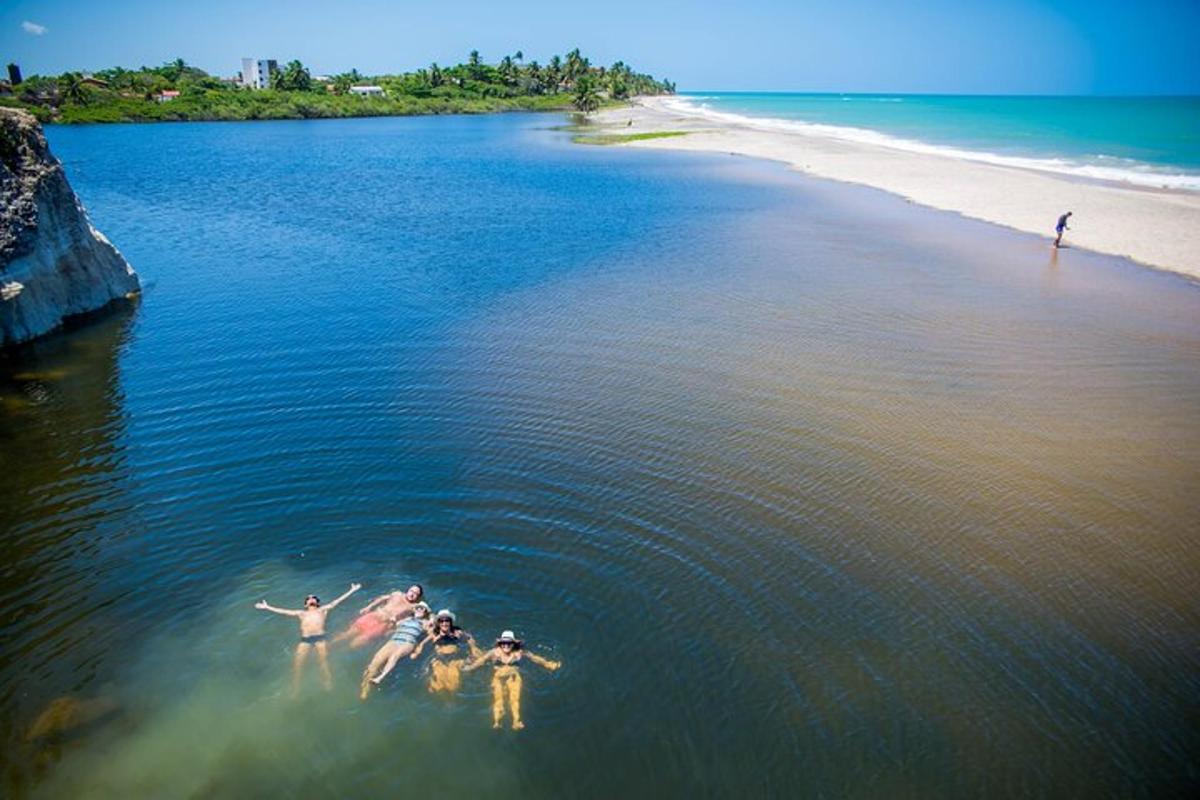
[300,634,327,645]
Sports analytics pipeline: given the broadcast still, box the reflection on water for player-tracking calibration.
[1,115,1199,797]
[0,309,138,789]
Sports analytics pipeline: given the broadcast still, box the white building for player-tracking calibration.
[240,58,278,90]
[349,85,385,97]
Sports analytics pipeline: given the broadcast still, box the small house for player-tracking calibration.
[156,90,181,103]
[349,85,384,97]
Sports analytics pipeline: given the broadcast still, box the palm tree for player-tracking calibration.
[57,72,87,105]
[525,61,543,94]
[280,60,312,91]
[608,73,629,100]
[429,63,444,87]
[499,55,516,85]
[564,47,588,86]
[572,75,600,114]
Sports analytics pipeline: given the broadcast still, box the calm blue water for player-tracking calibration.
[673,93,1200,189]
[1,113,1199,797]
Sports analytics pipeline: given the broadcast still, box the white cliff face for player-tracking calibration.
[1,108,140,346]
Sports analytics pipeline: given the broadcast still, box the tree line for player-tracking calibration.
[0,50,674,123]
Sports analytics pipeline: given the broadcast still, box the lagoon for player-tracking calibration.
[2,113,1199,797]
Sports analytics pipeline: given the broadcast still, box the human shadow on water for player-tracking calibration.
[29,563,532,799]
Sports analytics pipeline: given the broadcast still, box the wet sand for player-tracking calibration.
[588,97,1200,280]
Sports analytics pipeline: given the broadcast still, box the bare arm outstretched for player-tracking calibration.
[358,593,389,615]
[466,633,484,660]
[525,652,562,671]
[324,583,362,612]
[462,649,496,672]
[254,600,302,616]
[409,633,434,660]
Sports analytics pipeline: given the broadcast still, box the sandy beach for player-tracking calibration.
[589,97,1200,280]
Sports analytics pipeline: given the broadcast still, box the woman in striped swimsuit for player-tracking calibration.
[359,603,432,699]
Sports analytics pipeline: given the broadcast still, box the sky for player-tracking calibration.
[1,0,1197,94]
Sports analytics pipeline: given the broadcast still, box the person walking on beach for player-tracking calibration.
[1054,211,1072,248]
[255,583,361,696]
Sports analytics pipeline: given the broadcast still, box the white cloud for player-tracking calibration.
[22,21,48,36]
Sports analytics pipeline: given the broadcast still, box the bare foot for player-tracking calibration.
[359,679,371,701]
[492,721,502,729]
[512,721,525,730]
[370,676,383,685]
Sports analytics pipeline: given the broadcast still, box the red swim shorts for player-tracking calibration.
[352,613,388,639]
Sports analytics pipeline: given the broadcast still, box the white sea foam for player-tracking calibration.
[659,96,1200,192]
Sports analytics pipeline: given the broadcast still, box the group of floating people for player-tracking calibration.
[254,582,560,730]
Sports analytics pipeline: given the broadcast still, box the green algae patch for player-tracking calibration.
[573,131,690,145]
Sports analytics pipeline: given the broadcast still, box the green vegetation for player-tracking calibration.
[572,131,691,145]
[0,50,674,124]
[572,75,601,114]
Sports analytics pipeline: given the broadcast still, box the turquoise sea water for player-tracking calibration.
[671,93,1200,189]
[2,114,1199,797]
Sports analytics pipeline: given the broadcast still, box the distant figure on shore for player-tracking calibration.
[359,603,433,698]
[333,584,424,649]
[1054,211,1073,248]
[255,583,361,696]
[410,609,483,694]
[463,630,560,730]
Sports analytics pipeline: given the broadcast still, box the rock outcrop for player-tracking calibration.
[1,107,139,346]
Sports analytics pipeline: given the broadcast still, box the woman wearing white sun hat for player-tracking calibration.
[463,630,560,729]
[409,609,483,694]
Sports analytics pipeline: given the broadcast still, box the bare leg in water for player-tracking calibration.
[360,642,415,699]
[488,670,523,728]
[315,642,333,690]
[490,672,507,729]
[371,643,416,685]
[291,643,311,698]
[506,672,524,730]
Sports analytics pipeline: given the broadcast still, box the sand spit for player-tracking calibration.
[589,98,1200,280]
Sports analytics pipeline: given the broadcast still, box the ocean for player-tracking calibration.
[1,113,1198,797]
[668,92,1200,190]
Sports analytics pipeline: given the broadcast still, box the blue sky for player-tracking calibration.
[1,0,1197,94]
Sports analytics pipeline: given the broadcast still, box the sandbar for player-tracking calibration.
[587,97,1200,280]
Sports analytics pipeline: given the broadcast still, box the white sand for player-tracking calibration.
[588,98,1200,280]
